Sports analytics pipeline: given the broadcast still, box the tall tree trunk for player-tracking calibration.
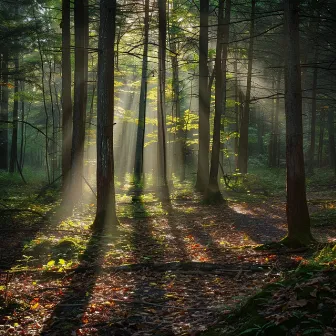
[327,109,336,175]
[134,0,149,184]
[269,75,275,166]
[61,0,72,191]
[10,57,19,173]
[169,2,183,181]
[205,0,231,204]
[283,0,313,245]
[237,0,255,174]
[195,0,210,191]
[93,0,118,231]
[234,53,239,169]
[0,50,9,171]
[157,0,169,200]
[48,60,57,181]
[317,111,325,167]
[257,110,264,155]
[19,80,25,170]
[307,49,318,175]
[270,69,282,167]
[71,0,88,202]
[195,0,210,192]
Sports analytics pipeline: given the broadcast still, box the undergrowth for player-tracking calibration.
[202,244,336,336]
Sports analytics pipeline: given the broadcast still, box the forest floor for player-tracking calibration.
[0,169,335,335]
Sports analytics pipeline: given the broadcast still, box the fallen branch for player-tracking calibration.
[58,299,224,311]
[1,261,271,275]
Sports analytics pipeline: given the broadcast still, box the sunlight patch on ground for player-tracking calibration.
[229,203,254,215]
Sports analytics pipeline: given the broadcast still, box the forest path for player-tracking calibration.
[0,188,335,335]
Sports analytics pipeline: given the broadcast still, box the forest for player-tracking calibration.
[0,0,336,334]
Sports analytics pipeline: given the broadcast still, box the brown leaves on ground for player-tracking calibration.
[0,191,335,335]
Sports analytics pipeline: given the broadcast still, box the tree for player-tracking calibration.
[61,0,72,191]
[283,0,313,246]
[195,0,210,192]
[327,109,336,175]
[134,0,149,185]
[93,0,118,232]
[9,57,19,173]
[205,0,231,204]
[157,0,169,200]
[0,50,9,171]
[269,69,282,168]
[71,0,88,202]
[237,0,255,174]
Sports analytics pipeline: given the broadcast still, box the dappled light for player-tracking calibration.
[1,0,336,335]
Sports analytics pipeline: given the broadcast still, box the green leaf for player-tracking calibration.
[47,260,55,267]
[58,258,66,265]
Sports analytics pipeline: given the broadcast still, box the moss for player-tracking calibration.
[53,238,83,258]
[24,239,53,258]
[280,235,316,248]
[203,190,227,205]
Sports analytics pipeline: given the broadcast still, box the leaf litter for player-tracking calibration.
[0,190,335,335]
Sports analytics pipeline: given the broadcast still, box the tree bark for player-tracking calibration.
[237,0,255,174]
[157,0,169,200]
[10,57,19,173]
[327,109,336,175]
[169,2,184,181]
[270,68,282,167]
[0,50,9,171]
[195,0,210,192]
[61,0,72,191]
[19,80,25,170]
[205,0,231,204]
[307,47,319,175]
[283,0,313,246]
[317,111,325,167]
[71,0,88,201]
[134,0,149,184]
[93,0,118,232]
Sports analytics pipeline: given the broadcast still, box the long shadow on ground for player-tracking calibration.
[40,221,117,335]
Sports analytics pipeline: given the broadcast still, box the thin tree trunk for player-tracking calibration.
[195,0,210,192]
[273,69,282,167]
[327,109,336,175]
[237,0,255,174]
[134,0,149,184]
[169,2,183,181]
[61,0,72,191]
[0,50,9,171]
[157,0,169,200]
[283,0,313,245]
[10,57,19,173]
[269,75,275,166]
[19,81,25,170]
[48,60,56,181]
[71,0,88,202]
[234,52,239,170]
[317,111,325,167]
[93,0,118,231]
[205,0,231,204]
[307,47,319,175]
